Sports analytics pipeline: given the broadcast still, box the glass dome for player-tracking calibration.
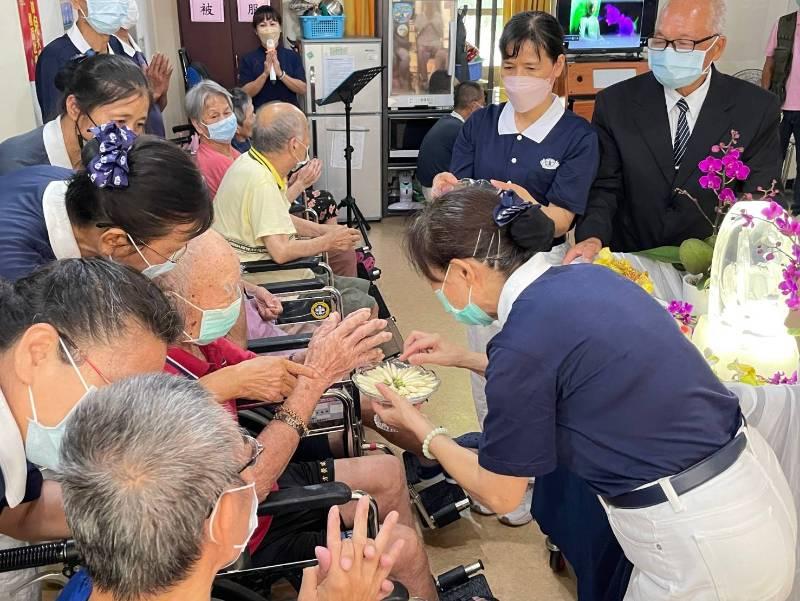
[694,200,799,381]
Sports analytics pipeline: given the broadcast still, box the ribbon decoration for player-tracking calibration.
[87,123,136,189]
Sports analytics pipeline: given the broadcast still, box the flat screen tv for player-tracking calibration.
[557,0,659,54]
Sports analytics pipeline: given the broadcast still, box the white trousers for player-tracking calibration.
[603,427,797,601]
[466,322,502,429]
[0,534,39,601]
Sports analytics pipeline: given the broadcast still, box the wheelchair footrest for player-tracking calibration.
[411,480,470,529]
[439,574,496,601]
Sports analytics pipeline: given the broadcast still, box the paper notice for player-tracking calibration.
[323,55,356,98]
[331,130,365,170]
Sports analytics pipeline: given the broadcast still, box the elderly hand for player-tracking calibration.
[371,384,434,441]
[304,310,391,385]
[400,331,466,368]
[296,159,323,189]
[431,172,459,198]
[235,356,317,402]
[250,286,284,322]
[145,53,173,101]
[562,237,603,265]
[322,226,362,252]
[298,498,404,601]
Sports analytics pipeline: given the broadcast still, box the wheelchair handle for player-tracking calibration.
[242,256,322,273]
[248,333,313,354]
[257,482,353,516]
[0,540,79,573]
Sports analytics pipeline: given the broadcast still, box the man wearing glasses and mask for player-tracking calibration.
[564,0,783,264]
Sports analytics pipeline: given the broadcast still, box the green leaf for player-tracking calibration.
[635,246,682,265]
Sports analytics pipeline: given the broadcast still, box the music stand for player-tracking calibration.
[317,66,385,246]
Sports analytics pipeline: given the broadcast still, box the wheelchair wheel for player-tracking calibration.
[211,580,269,601]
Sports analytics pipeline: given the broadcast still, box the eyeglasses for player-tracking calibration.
[138,240,189,264]
[455,178,496,190]
[238,434,264,474]
[647,34,720,53]
[59,334,112,384]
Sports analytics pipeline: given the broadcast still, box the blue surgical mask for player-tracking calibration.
[176,293,243,346]
[25,339,96,471]
[203,114,238,144]
[648,38,718,90]
[128,235,179,279]
[435,265,495,327]
[81,0,130,35]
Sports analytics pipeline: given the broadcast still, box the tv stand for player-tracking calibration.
[565,57,649,121]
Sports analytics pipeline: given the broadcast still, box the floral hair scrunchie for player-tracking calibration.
[87,123,136,189]
[493,189,534,227]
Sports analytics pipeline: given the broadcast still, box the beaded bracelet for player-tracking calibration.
[422,427,449,460]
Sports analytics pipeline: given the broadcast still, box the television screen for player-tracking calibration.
[558,0,656,53]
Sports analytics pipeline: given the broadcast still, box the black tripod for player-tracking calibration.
[317,66,385,247]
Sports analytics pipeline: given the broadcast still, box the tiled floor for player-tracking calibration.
[43,217,578,601]
[368,216,577,601]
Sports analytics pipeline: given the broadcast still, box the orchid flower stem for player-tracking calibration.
[676,188,718,230]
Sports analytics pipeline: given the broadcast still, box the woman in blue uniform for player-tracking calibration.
[376,187,797,601]
[0,55,149,176]
[238,6,307,110]
[433,11,599,239]
[0,123,211,282]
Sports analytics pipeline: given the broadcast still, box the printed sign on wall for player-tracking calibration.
[17,0,44,82]
[238,0,270,22]
[190,0,224,22]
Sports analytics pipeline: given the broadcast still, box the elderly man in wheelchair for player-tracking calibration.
[157,230,438,600]
[56,374,407,601]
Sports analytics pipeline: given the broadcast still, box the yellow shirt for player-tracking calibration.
[213,150,312,283]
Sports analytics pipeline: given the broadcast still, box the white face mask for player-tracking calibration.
[127,235,178,279]
[208,482,259,569]
[292,141,311,171]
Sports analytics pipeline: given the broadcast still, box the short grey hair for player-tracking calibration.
[185,80,233,123]
[252,103,307,154]
[657,0,727,34]
[59,374,242,601]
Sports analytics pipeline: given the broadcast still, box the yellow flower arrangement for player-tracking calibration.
[593,248,655,294]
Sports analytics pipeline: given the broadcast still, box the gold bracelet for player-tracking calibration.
[274,407,309,437]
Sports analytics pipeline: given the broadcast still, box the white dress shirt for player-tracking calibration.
[664,70,713,142]
[66,23,114,55]
[497,94,566,143]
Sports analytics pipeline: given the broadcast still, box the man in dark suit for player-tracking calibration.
[566,0,783,262]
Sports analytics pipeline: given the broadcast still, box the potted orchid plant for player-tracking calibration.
[638,131,777,298]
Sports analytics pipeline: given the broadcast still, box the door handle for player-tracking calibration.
[235,53,240,75]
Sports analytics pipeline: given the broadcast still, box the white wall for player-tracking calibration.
[717,0,795,75]
[0,0,38,140]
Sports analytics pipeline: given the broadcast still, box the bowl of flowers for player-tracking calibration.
[352,359,440,432]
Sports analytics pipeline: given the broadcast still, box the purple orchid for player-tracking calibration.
[763,201,786,221]
[718,188,736,205]
[699,156,724,173]
[700,174,722,190]
[768,371,799,385]
[667,300,695,326]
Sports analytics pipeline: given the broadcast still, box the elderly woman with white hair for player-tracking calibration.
[187,80,325,204]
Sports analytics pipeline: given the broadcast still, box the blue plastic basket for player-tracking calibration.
[300,15,345,40]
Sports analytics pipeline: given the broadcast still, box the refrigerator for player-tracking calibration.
[300,38,384,221]
[388,0,458,109]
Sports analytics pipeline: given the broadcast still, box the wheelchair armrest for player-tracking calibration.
[258,482,352,516]
[241,256,321,274]
[248,333,312,354]
[262,279,329,295]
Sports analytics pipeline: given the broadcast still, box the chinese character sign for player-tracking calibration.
[16,0,44,82]
[190,0,224,22]
[238,0,270,22]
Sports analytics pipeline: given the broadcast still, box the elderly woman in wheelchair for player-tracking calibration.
[158,230,439,600]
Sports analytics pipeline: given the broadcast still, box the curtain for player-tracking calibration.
[503,0,553,22]
[342,0,375,37]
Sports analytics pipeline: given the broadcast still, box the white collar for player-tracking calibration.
[42,118,72,170]
[449,111,465,123]
[42,181,81,259]
[497,95,565,143]
[497,252,556,326]
[0,388,28,508]
[67,23,114,55]
[115,34,142,58]
[664,69,713,116]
